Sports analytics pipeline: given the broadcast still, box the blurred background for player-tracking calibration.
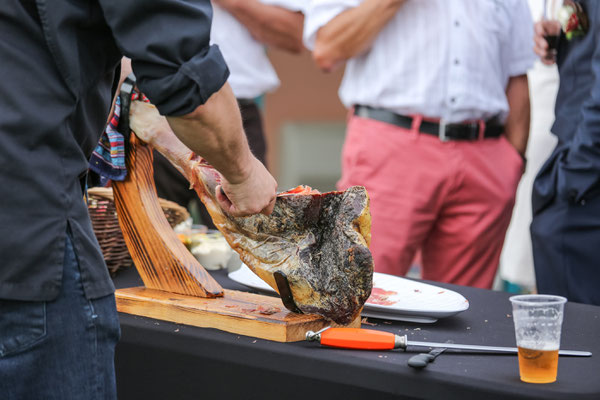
[263,47,346,192]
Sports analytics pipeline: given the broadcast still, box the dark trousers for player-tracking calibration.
[153,100,266,229]
[0,230,120,399]
[531,193,600,305]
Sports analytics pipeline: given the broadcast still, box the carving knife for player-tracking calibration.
[305,328,592,357]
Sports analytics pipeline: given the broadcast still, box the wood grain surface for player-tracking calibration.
[112,134,223,298]
[116,287,360,342]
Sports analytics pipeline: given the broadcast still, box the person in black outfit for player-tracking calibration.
[0,1,277,399]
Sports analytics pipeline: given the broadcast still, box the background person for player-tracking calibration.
[304,0,535,289]
[531,0,600,305]
[497,0,559,293]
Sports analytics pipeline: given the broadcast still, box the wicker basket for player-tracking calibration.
[87,187,190,276]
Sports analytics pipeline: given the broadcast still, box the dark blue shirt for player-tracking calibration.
[0,0,229,300]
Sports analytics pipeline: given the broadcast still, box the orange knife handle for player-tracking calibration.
[320,328,397,350]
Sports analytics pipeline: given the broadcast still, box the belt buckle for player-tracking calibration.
[438,119,449,142]
[466,121,480,140]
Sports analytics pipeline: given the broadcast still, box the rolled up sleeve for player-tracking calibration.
[99,0,229,116]
[303,0,360,50]
[505,0,536,77]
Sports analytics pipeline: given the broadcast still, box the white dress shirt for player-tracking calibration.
[304,0,535,123]
[211,0,305,99]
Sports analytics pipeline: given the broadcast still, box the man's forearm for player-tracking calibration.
[504,74,530,156]
[165,83,252,184]
[214,0,304,53]
[131,81,277,216]
[313,0,405,72]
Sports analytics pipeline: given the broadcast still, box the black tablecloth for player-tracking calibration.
[113,267,600,400]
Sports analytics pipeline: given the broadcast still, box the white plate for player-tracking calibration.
[360,310,439,324]
[228,264,469,323]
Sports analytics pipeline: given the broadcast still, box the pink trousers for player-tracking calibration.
[338,115,524,289]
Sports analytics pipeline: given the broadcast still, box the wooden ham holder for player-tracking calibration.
[111,127,359,343]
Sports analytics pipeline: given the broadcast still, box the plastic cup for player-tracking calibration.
[509,294,567,384]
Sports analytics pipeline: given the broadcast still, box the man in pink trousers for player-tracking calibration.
[304,0,535,288]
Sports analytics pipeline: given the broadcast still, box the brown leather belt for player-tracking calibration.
[354,105,504,141]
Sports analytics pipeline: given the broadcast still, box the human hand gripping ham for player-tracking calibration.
[215,157,277,217]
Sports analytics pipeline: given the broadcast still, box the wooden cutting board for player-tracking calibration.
[116,287,360,342]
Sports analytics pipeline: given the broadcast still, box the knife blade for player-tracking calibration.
[408,339,591,357]
[305,328,592,357]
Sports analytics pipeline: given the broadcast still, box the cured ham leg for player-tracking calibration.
[130,101,373,324]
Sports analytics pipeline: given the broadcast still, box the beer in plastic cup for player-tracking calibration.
[509,294,567,384]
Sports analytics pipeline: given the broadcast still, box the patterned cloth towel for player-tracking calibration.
[89,93,148,183]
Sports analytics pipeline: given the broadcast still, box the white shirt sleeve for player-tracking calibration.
[505,0,536,77]
[259,0,307,13]
[303,0,362,50]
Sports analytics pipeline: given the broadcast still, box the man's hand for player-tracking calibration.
[216,156,277,217]
[534,20,561,65]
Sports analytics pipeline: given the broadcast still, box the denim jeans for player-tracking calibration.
[0,231,120,399]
